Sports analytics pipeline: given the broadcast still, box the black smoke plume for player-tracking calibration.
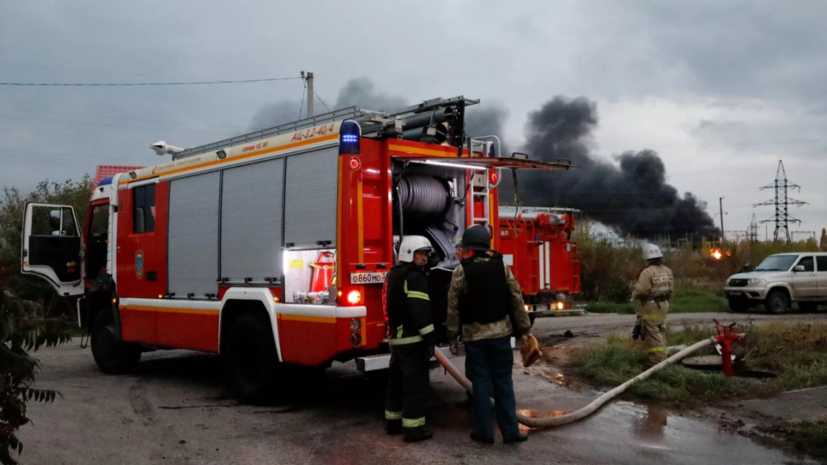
[247,83,716,239]
[517,96,718,239]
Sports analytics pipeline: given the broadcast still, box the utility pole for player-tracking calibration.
[754,160,807,244]
[719,197,725,243]
[305,72,314,117]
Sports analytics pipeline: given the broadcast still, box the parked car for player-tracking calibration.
[724,253,827,313]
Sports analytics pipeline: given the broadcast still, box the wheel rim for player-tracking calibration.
[771,296,785,312]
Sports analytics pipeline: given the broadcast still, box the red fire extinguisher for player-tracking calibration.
[310,252,336,293]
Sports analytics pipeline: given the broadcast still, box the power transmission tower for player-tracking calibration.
[753,160,807,244]
[748,213,759,242]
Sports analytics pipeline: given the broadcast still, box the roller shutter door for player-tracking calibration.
[168,171,220,297]
[220,158,284,283]
[283,147,339,249]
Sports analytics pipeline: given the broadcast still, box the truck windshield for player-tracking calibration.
[755,255,798,271]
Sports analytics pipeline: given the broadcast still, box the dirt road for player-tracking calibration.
[16,312,825,465]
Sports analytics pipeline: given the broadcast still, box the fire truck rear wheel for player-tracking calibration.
[91,310,141,374]
[224,314,280,404]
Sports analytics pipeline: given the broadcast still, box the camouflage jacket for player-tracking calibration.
[446,256,531,342]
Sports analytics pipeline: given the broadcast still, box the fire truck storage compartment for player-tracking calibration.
[393,161,470,341]
[220,157,284,284]
[165,145,338,300]
[168,171,220,298]
[283,248,336,304]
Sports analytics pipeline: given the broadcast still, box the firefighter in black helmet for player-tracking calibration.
[382,235,437,443]
[447,225,532,444]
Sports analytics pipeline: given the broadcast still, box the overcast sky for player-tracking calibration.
[1,0,825,240]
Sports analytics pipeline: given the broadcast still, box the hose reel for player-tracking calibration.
[397,175,453,218]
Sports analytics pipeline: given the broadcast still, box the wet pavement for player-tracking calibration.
[17,339,820,465]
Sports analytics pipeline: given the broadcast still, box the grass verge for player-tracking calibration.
[584,286,729,315]
[761,417,827,458]
[570,322,827,403]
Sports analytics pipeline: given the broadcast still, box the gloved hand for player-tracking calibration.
[427,345,435,359]
[449,342,459,356]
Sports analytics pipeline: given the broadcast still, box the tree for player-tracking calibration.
[821,228,827,251]
[0,177,92,312]
[0,290,72,465]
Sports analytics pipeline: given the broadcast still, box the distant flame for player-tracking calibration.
[710,248,723,260]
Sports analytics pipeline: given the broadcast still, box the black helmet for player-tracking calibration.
[460,225,491,250]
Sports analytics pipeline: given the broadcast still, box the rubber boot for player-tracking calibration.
[403,426,433,443]
[386,419,402,436]
[470,432,495,444]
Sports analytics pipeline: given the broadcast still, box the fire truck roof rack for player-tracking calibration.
[171,96,480,160]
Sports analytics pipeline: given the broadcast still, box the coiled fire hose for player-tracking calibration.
[434,335,734,428]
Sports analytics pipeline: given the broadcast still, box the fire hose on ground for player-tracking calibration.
[434,334,743,429]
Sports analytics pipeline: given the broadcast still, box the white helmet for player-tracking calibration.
[642,243,663,261]
[398,236,433,263]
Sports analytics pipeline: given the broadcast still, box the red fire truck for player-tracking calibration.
[20,97,572,402]
[499,206,581,323]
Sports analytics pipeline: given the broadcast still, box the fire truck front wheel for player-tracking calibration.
[224,314,280,404]
[91,311,141,374]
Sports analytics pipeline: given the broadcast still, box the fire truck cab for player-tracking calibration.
[20,97,573,403]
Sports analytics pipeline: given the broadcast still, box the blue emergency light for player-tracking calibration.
[339,120,361,155]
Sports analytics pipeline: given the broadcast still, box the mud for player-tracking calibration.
[16,337,820,465]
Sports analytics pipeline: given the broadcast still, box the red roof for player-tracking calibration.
[93,165,144,186]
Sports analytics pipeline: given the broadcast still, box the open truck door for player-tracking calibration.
[21,203,84,296]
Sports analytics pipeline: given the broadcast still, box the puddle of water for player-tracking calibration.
[526,401,818,465]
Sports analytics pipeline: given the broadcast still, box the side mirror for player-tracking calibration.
[794,265,805,272]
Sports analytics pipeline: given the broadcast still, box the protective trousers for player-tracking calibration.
[638,301,668,365]
[642,318,667,364]
[385,342,430,433]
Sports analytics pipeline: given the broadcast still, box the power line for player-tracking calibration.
[0,113,231,136]
[0,105,245,130]
[0,76,301,87]
[314,91,332,113]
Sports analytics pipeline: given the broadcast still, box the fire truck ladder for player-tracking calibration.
[468,139,495,227]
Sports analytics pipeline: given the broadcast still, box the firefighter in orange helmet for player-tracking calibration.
[382,236,437,442]
[632,244,674,365]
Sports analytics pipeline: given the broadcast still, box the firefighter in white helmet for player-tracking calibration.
[632,244,674,365]
[382,235,437,442]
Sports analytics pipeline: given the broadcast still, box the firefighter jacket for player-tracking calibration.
[632,264,674,320]
[383,263,437,347]
[446,254,531,342]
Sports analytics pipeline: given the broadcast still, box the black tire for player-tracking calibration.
[91,310,141,374]
[765,290,790,314]
[224,314,280,404]
[798,302,819,313]
[728,299,750,313]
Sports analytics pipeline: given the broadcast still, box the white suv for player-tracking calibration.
[724,253,827,313]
